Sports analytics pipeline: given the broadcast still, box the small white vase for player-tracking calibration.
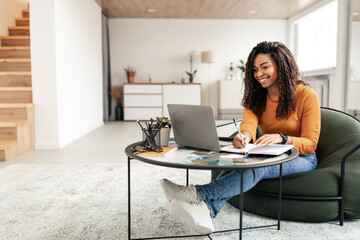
[157,127,171,147]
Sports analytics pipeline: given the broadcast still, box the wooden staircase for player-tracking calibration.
[0,8,34,161]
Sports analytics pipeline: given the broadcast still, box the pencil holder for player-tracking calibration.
[142,128,161,148]
[142,128,171,147]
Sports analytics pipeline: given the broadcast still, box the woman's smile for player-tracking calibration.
[258,76,270,84]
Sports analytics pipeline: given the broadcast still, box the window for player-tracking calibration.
[294,1,338,71]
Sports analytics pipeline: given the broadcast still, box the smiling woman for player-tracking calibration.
[242,42,308,120]
[159,41,321,235]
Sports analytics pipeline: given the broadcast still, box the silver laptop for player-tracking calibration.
[168,104,232,152]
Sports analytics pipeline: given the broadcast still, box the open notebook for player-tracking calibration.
[221,144,294,155]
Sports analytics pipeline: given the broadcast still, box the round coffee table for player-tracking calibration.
[125,141,299,240]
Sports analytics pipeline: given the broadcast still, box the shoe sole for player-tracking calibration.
[169,199,214,235]
[160,179,173,202]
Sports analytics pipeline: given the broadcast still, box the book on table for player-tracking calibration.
[221,144,294,156]
[136,146,178,158]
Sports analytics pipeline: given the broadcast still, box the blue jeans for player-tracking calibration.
[196,151,318,218]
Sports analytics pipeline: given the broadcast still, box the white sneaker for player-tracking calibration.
[160,179,199,203]
[170,198,214,234]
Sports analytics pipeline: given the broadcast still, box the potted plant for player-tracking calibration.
[110,86,123,121]
[124,66,136,83]
[186,51,197,83]
[237,59,246,79]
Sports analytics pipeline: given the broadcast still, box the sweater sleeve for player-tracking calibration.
[240,107,259,142]
[291,88,321,154]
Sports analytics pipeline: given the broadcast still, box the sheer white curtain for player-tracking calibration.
[102,13,112,122]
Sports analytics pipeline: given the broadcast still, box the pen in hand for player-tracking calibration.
[233,118,245,142]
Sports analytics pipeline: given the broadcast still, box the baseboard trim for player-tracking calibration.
[35,122,104,149]
[35,143,60,149]
[58,122,104,148]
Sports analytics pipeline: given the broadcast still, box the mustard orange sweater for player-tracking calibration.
[240,85,321,154]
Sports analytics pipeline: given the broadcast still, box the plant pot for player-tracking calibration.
[115,103,123,121]
[158,127,171,146]
[189,75,194,83]
[128,75,134,83]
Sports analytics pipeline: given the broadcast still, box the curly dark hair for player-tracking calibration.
[242,41,307,119]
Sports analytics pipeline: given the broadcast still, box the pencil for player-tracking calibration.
[233,118,244,141]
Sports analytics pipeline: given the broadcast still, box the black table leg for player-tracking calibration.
[239,169,244,240]
[277,163,283,230]
[128,156,131,240]
[186,169,189,186]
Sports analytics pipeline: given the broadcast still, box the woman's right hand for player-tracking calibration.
[232,132,251,149]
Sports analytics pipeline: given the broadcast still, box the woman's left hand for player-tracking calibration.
[254,134,283,145]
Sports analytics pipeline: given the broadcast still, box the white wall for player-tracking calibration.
[30,0,103,148]
[30,0,59,148]
[54,0,103,147]
[0,0,28,36]
[109,19,287,116]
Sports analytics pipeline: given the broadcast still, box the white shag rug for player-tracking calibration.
[0,163,359,240]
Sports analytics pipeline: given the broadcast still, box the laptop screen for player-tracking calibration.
[167,104,221,151]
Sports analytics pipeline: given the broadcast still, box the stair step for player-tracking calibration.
[22,10,29,18]
[0,119,27,127]
[1,36,30,47]
[0,87,33,103]
[0,147,17,161]
[0,140,18,150]
[16,18,29,26]
[0,47,30,58]
[0,103,33,120]
[9,27,30,36]
[0,58,31,71]
[0,107,28,120]
[0,103,35,160]
[0,139,18,161]
[0,87,32,91]
[0,103,34,108]
[0,127,17,140]
[0,72,31,87]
